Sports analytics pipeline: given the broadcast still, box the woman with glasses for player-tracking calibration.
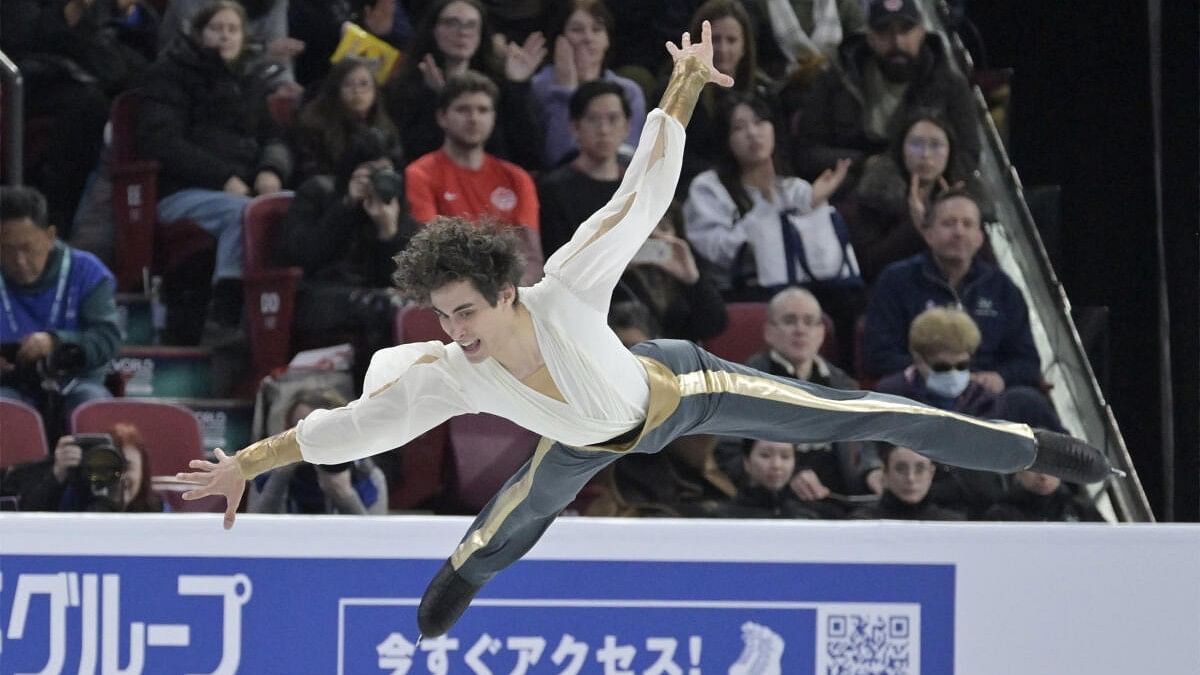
[386,0,547,170]
[848,108,986,284]
[292,57,401,184]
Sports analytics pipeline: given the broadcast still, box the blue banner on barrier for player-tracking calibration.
[0,556,953,674]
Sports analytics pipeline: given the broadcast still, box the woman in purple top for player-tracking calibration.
[531,0,647,168]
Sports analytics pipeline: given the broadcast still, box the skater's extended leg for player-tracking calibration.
[419,439,619,636]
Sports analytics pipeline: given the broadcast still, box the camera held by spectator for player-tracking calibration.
[69,434,128,512]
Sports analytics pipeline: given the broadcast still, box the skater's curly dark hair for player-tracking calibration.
[392,218,526,306]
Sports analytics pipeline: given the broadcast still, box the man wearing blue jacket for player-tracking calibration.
[863,188,1040,392]
[0,186,122,424]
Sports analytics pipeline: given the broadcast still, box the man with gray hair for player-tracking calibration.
[716,287,881,513]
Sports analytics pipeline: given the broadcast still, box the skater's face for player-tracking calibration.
[883,446,934,504]
[437,91,496,150]
[572,93,629,162]
[744,440,796,492]
[764,290,824,368]
[0,217,57,285]
[921,196,982,267]
[430,279,516,363]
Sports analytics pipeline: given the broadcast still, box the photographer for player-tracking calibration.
[1,186,122,431]
[3,425,163,512]
[274,128,415,375]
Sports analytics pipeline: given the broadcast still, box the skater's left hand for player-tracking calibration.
[666,20,735,88]
[176,449,246,530]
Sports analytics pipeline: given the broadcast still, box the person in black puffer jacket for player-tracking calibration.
[136,0,292,334]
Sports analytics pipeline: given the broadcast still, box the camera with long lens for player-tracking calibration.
[71,434,127,512]
[368,167,403,204]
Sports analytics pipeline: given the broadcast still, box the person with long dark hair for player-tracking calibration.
[849,108,986,284]
[683,92,861,363]
[293,56,401,182]
[386,0,546,170]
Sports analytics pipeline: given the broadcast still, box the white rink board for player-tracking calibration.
[1,514,1197,675]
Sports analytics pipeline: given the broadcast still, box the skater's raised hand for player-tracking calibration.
[666,20,735,89]
[176,449,246,530]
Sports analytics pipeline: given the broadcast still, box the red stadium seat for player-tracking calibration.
[702,302,769,364]
[393,304,448,345]
[447,413,539,513]
[242,193,302,383]
[71,399,205,476]
[385,305,451,510]
[0,400,49,468]
[702,301,839,366]
[109,90,217,295]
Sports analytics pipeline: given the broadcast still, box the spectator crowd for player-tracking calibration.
[0,0,1105,524]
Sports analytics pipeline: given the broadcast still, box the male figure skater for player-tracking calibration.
[176,22,1118,639]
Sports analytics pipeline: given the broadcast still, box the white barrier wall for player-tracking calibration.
[1,514,1197,675]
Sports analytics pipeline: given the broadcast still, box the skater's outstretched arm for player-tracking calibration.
[541,21,732,310]
[175,343,472,528]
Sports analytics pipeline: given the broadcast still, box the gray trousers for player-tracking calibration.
[449,339,1037,585]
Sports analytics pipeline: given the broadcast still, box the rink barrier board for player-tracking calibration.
[0,514,1197,675]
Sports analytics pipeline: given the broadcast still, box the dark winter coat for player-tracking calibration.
[136,37,291,198]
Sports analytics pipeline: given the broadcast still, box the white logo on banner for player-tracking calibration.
[1,572,252,675]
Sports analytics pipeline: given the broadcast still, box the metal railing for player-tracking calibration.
[1,49,24,186]
[926,1,1154,521]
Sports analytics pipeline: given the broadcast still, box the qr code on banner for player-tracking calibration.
[815,603,921,675]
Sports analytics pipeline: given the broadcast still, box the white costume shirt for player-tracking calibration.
[297,110,685,465]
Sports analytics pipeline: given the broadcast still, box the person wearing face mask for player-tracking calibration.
[872,306,1066,517]
[791,0,979,185]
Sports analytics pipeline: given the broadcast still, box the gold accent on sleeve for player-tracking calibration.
[658,56,712,127]
[368,354,441,399]
[233,428,304,480]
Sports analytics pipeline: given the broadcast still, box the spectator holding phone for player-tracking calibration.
[613,202,728,343]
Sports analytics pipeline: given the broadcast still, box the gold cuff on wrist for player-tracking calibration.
[233,428,303,480]
[659,56,712,126]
